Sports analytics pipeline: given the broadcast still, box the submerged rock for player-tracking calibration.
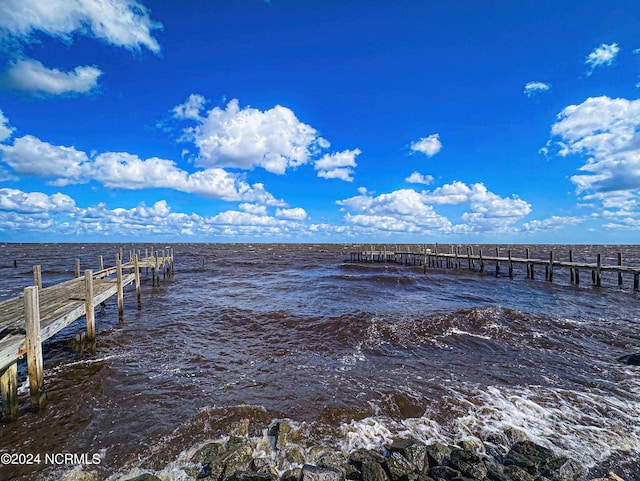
[301,464,345,481]
[618,353,640,366]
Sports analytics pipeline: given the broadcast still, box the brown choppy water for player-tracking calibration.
[1,243,640,480]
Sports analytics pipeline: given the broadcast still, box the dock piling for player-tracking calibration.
[0,363,18,420]
[24,286,45,411]
[85,270,95,342]
[116,254,124,321]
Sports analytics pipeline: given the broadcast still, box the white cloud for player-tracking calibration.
[176,97,322,174]
[0,135,284,204]
[314,148,361,182]
[0,109,14,142]
[338,188,452,233]
[585,43,619,75]
[550,96,640,194]
[405,172,434,185]
[523,216,584,232]
[338,182,531,234]
[239,203,268,216]
[0,188,75,213]
[410,134,442,157]
[0,135,90,180]
[0,0,161,53]
[173,93,206,121]
[276,207,307,221]
[524,81,551,97]
[2,59,102,95]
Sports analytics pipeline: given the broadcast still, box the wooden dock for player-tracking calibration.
[350,245,640,291]
[0,248,174,421]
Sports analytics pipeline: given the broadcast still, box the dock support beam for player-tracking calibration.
[116,254,124,321]
[85,269,95,342]
[33,265,42,289]
[134,254,141,309]
[1,363,18,421]
[24,286,45,410]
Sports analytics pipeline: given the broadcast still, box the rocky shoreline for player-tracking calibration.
[61,419,636,481]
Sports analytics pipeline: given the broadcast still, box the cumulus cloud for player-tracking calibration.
[0,188,76,213]
[522,216,584,232]
[314,148,361,181]
[276,207,308,221]
[0,0,162,54]
[524,81,551,97]
[173,95,362,180]
[0,134,90,180]
[175,97,322,174]
[338,188,452,233]
[585,43,619,75]
[0,189,314,239]
[0,109,14,142]
[405,172,434,185]
[1,59,102,95]
[338,182,531,234]
[0,135,284,204]
[550,96,640,195]
[410,134,442,157]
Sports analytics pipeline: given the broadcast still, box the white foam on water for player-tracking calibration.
[442,327,492,340]
[453,384,640,467]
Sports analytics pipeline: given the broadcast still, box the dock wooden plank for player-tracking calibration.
[0,257,166,373]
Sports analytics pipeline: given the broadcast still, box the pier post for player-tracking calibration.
[74,259,81,278]
[548,251,554,282]
[33,265,42,289]
[508,250,513,278]
[569,250,574,284]
[479,248,484,273]
[634,273,639,291]
[85,270,95,342]
[596,254,602,287]
[618,253,623,287]
[99,255,104,272]
[0,363,18,421]
[24,286,45,410]
[495,247,500,277]
[134,253,141,309]
[116,253,124,321]
[525,248,531,279]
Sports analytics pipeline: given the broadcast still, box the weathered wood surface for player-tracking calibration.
[350,247,640,290]
[0,254,170,373]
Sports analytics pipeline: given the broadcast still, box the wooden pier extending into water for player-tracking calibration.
[350,245,640,291]
[0,248,174,421]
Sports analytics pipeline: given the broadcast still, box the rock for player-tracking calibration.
[282,468,303,481]
[192,442,227,464]
[618,353,640,365]
[197,463,214,479]
[503,465,536,481]
[349,449,387,468]
[317,450,358,479]
[301,464,345,481]
[543,456,586,481]
[360,460,389,481]
[425,443,452,467]
[505,441,554,476]
[448,448,487,480]
[125,475,162,481]
[228,471,277,481]
[387,438,429,474]
[349,449,389,481]
[428,465,462,480]
[385,451,416,481]
[221,445,254,480]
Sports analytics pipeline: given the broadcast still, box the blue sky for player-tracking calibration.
[1,0,640,243]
